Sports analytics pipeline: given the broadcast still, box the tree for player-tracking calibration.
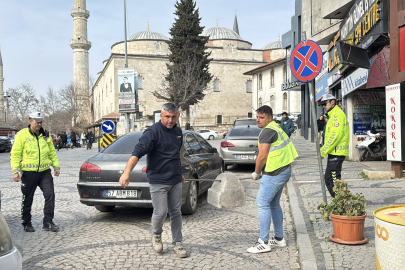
[7,83,38,129]
[153,0,212,120]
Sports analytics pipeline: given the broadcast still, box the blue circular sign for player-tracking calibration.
[290,40,323,82]
[102,120,115,134]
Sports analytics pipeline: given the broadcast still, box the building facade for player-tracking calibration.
[0,47,4,122]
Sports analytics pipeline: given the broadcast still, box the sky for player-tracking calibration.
[0,0,296,96]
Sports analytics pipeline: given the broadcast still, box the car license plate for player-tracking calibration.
[235,155,257,160]
[105,190,137,198]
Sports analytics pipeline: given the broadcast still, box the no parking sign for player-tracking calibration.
[290,40,323,82]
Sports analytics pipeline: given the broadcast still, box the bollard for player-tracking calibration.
[207,172,245,208]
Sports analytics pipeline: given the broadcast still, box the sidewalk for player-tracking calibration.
[289,138,405,270]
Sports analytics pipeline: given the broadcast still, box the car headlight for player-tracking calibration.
[0,213,13,256]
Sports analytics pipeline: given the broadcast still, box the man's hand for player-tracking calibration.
[182,175,185,183]
[321,156,324,160]
[13,173,20,182]
[251,172,261,180]
[119,173,130,188]
[54,171,60,177]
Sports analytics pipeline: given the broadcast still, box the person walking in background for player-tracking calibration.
[248,105,298,254]
[119,103,188,258]
[81,131,86,148]
[317,114,326,146]
[185,120,191,130]
[279,112,294,137]
[320,94,350,198]
[61,132,68,149]
[71,130,76,148]
[10,112,60,232]
[56,133,62,151]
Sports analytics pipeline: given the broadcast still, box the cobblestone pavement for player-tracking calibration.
[0,142,300,270]
[291,138,405,270]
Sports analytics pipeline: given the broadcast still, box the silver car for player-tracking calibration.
[0,212,22,270]
[220,125,261,170]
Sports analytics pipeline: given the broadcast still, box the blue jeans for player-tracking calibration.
[256,166,291,243]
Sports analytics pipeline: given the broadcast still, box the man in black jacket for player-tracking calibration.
[61,132,68,149]
[119,103,187,258]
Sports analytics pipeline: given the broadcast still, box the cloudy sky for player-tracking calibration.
[0,0,295,96]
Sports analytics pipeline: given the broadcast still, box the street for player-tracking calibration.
[0,141,299,270]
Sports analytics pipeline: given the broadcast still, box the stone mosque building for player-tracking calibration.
[85,5,299,131]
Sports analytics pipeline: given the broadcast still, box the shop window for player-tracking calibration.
[246,80,252,93]
[213,78,220,92]
[259,73,263,90]
[283,92,288,110]
[247,112,253,118]
[283,65,287,83]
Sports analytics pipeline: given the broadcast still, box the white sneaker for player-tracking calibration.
[247,238,271,253]
[268,236,287,247]
[152,234,163,253]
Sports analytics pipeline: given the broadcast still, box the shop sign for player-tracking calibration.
[342,68,369,97]
[315,75,329,101]
[327,32,343,72]
[386,83,404,161]
[340,0,389,49]
[327,67,342,87]
[353,113,371,135]
[282,80,301,91]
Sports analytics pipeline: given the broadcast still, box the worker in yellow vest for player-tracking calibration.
[247,105,298,254]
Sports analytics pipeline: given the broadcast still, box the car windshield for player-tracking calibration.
[229,128,262,137]
[102,133,143,154]
[234,119,257,126]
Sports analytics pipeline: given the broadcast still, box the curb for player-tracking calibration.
[362,169,395,180]
[287,177,318,270]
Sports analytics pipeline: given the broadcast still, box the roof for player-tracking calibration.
[243,57,286,75]
[128,31,169,41]
[261,41,283,50]
[201,27,244,41]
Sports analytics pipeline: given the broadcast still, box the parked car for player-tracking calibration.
[273,113,283,121]
[220,125,261,170]
[195,129,219,140]
[0,212,23,270]
[0,137,12,153]
[77,131,223,215]
[233,118,257,127]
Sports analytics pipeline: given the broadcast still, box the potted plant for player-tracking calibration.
[318,179,368,244]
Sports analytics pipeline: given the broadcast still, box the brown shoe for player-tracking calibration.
[152,234,163,253]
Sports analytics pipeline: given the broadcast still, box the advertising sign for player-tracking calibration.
[386,83,405,161]
[315,52,330,101]
[118,68,138,113]
[342,68,369,97]
[353,113,371,135]
[340,0,389,49]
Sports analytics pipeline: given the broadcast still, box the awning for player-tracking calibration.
[366,46,390,88]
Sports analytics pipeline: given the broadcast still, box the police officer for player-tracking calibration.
[10,112,61,232]
[320,94,350,197]
[247,105,298,253]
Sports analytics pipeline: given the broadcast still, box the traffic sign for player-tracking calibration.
[102,120,115,134]
[290,40,323,82]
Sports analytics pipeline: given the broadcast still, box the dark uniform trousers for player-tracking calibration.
[21,169,55,225]
[324,154,345,198]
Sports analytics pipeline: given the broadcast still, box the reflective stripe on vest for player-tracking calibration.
[268,126,292,153]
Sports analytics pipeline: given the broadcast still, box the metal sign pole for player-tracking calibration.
[308,80,327,204]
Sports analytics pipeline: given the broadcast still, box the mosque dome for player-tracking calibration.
[128,30,170,41]
[261,41,282,50]
[201,27,244,41]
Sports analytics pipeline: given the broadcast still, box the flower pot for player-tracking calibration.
[329,212,368,245]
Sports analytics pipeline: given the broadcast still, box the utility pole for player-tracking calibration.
[123,0,131,133]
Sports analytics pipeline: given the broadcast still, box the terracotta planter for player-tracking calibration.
[329,212,368,245]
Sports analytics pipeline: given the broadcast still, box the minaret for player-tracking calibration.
[70,0,91,124]
[233,11,239,35]
[0,47,4,123]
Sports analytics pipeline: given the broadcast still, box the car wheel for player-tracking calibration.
[181,180,197,215]
[209,135,214,140]
[95,205,115,212]
[359,149,367,162]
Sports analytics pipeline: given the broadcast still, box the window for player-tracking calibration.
[247,112,253,118]
[229,128,262,137]
[283,65,287,83]
[213,78,220,92]
[195,135,212,153]
[270,69,275,87]
[246,80,252,93]
[228,45,233,53]
[155,42,161,52]
[216,115,223,124]
[258,73,263,90]
[270,95,275,110]
[185,133,202,155]
[138,75,143,89]
[259,97,263,107]
[283,92,288,111]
